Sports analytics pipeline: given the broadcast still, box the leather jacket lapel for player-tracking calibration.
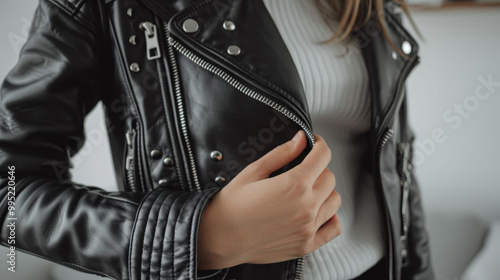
[136,0,313,129]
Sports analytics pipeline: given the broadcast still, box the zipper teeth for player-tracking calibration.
[294,257,305,280]
[379,128,394,151]
[164,29,313,279]
[126,167,136,191]
[163,23,201,191]
[165,33,315,146]
[125,129,137,192]
[380,128,394,280]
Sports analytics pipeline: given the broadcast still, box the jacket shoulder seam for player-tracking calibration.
[45,0,104,39]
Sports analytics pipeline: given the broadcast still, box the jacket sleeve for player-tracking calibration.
[399,97,435,280]
[0,1,220,279]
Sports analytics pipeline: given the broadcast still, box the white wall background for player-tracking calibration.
[407,8,500,221]
[0,1,498,280]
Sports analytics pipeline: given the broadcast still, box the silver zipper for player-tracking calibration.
[163,23,202,191]
[380,127,395,280]
[162,25,314,279]
[163,29,315,146]
[125,129,137,192]
[294,257,305,280]
[379,128,394,152]
[140,22,161,60]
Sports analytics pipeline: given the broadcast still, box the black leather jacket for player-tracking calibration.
[0,0,434,279]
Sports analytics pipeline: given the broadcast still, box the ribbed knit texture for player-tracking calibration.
[262,0,386,279]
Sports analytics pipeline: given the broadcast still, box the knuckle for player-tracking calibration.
[299,225,316,240]
[296,206,316,224]
[292,175,310,194]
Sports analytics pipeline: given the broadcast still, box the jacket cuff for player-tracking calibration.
[129,187,221,280]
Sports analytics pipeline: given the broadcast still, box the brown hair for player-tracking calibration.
[315,0,418,58]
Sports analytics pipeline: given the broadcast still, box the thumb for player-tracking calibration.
[237,130,307,183]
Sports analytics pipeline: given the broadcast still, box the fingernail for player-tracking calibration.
[291,130,302,142]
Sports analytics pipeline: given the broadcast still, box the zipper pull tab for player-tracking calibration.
[140,22,161,60]
[125,129,136,171]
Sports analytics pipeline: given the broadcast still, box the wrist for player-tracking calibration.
[197,199,235,270]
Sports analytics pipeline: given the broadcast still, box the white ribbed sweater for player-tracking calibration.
[262,1,386,279]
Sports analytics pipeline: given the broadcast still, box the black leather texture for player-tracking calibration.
[0,0,434,279]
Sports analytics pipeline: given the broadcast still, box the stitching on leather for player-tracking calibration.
[171,193,189,279]
[144,190,170,279]
[158,192,177,279]
[186,190,215,278]
[147,191,174,278]
[190,189,217,278]
[134,189,160,280]
[156,60,186,191]
[46,0,74,16]
[45,0,101,38]
[180,193,195,278]
[129,189,161,279]
[0,241,117,280]
[188,193,199,279]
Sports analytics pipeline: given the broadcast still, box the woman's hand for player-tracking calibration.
[197,130,341,270]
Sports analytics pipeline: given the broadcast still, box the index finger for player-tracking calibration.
[291,134,332,184]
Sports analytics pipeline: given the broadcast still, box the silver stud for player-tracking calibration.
[182,19,199,33]
[210,150,223,161]
[126,8,133,18]
[130,63,140,72]
[223,20,236,31]
[227,45,241,56]
[163,157,175,166]
[215,176,226,184]
[150,149,161,159]
[129,35,137,45]
[402,40,412,55]
[158,179,168,186]
[392,51,398,60]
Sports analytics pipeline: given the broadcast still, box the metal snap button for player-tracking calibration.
[215,176,226,184]
[223,20,236,31]
[150,150,162,159]
[210,150,223,161]
[227,45,241,56]
[130,63,140,72]
[182,19,199,33]
[392,51,398,60]
[163,157,175,166]
[402,40,412,55]
[129,35,137,45]
[158,179,168,186]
